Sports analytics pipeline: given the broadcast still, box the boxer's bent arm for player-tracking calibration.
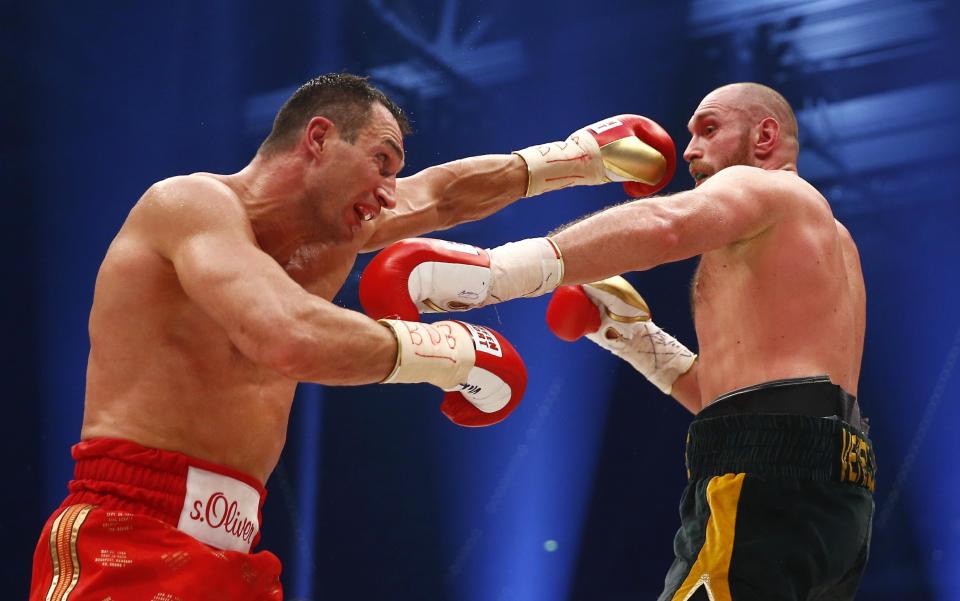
[552,166,787,283]
[361,154,527,252]
[145,178,396,385]
[175,239,397,385]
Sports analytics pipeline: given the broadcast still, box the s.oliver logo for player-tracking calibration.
[188,491,257,544]
[177,466,261,553]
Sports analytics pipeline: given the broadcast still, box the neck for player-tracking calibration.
[757,151,799,174]
[771,160,798,173]
[224,153,318,264]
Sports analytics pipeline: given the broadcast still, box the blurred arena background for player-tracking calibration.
[3,0,958,599]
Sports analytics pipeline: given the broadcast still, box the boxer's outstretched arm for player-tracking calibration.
[553,165,790,284]
[362,154,528,252]
[144,176,397,385]
[363,114,676,252]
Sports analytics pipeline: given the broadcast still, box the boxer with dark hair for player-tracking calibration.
[29,71,675,599]
[365,83,876,600]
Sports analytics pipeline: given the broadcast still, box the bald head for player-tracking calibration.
[685,83,799,176]
[709,82,798,141]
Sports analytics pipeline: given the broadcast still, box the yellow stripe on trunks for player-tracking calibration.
[45,504,94,601]
[672,473,745,601]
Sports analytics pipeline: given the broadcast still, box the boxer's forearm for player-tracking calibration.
[426,154,528,227]
[551,195,691,284]
[262,302,398,386]
[670,360,703,414]
[364,155,527,251]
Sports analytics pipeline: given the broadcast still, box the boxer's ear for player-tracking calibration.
[304,116,335,159]
[754,117,780,159]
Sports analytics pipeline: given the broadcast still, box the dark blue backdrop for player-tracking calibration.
[5,1,959,599]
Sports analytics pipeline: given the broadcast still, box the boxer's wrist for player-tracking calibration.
[487,237,564,303]
[513,132,604,197]
[379,319,474,389]
[587,319,697,394]
[568,276,696,394]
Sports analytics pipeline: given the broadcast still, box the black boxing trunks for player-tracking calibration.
[658,376,877,601]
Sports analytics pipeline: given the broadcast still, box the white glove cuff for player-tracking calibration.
[487,237,564,304]
[513,130,604,197]
[379,319,475,389]
[587,320,696,394]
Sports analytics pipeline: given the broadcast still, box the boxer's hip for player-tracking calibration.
[660,377,876,600]
[688,375,876,491]
[62,437,267,553]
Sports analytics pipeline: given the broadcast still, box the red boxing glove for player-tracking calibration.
[439,322,527,427]
[360,238,493,321]
[366,239,532,427]
[545,285,601,341]
[514,114,676,198]
[595,115,677,197]
[378,318,527,427]
[545,277,696,394]
[361,237,565,321]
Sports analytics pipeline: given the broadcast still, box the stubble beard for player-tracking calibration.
[722,130,755,170]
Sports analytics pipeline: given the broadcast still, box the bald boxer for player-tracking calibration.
[29,74,676,599]
[364,83,876,600]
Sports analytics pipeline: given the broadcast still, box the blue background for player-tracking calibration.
[4,1,959,599]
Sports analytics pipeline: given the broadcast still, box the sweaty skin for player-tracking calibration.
[81,103,527,482]
[552,84,865,412]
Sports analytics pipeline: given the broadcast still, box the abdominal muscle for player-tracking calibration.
[80,227,368,484]
[80,300,302,484]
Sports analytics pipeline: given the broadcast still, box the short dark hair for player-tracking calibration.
[258,73,411,155]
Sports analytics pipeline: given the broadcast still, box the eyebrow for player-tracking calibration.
[383,138,405,165]
[687,111,718,131]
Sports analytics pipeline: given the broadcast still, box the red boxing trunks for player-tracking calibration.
[30,438,283,600]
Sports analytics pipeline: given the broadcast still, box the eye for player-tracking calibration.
[704,125,717,135]
[376,153,394,177]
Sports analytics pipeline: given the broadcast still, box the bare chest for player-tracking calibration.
[691,252,733,312]
[282,242,361,300]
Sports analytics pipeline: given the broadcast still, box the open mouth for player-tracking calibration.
[354,203,377,222]
[690,170,713,186]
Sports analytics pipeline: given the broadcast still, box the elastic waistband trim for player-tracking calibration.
[61,438,267,548]
[697,375,867,434]
[686,414,876,492]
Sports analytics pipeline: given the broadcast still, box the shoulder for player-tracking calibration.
[131,174,253,255]
[703,165,806,196]
[135,174,249,231]
[706,167,830,214]
[834,218,861,256]
[140,174,243,216]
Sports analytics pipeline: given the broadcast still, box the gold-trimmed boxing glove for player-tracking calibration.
[513,115,676,198]
[545,275,696,394]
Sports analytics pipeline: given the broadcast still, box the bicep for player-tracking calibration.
[171,228,315,362]
[142,178,317,365]
[659,167,786,261]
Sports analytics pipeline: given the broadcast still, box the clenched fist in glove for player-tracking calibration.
[546,276,696,394]
[514,114,676,198]
[377,318,527,427]
[360,237,563,319]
